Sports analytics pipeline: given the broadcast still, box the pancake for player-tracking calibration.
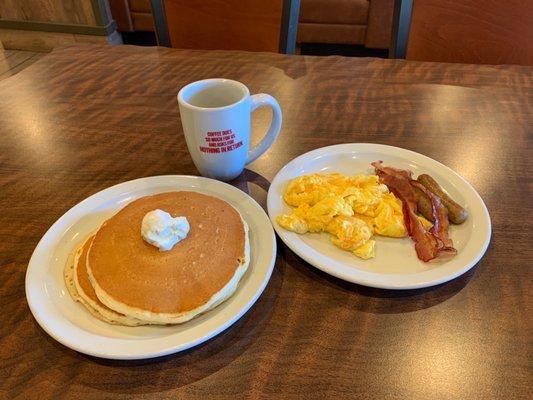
[72,235,145,326]
[87,191,250,324]
[64,241,139,324]
[64,248,82,302]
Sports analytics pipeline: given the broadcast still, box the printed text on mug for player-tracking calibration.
[199,129,243,154]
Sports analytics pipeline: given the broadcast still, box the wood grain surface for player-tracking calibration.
[0,49,46,80]
[0,44,531,399]
[406,0,533,65]
[0,0,97,25]
[0,28,110,52]
[163,0,283,51]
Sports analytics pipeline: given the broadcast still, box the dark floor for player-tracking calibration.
[300,43,389,58]
[120,32,389,58]
[121,31,158,46]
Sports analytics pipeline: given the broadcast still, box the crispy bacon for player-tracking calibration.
[371,161,413,180]
[371,161,456,262]
[410,181,455,250]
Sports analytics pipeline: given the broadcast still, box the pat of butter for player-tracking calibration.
[141,209,190,251]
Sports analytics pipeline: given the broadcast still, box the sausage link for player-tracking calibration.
[412,185,434,222]
[417,174,469,224]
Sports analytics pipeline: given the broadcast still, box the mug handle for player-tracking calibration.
[246,94,282,165]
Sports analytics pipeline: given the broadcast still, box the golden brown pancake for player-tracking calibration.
[64,241,131,324]
[73,235,144,326]
[76,236,105,307]
[86,191,248,323]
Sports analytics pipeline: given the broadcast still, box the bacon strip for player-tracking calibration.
[372,162,413,180]
[410,181,455,252]
[371,161,456,262]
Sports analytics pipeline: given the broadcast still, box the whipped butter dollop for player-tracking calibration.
[141,209,190,251]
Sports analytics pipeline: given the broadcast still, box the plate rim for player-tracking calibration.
[267,143,491,289]
[25,175,276,359]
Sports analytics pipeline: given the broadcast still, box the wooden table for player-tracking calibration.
[0,49,46,81]
[0,45,531,399]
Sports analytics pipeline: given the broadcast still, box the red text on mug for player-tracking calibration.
[199,129,243,154]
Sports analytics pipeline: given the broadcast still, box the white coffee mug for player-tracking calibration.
[178,78,282,181]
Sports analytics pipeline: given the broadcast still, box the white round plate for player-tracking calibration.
[267,143,491,289]
[26,176,276,360]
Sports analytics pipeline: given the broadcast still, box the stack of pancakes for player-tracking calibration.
[64,191,250,326]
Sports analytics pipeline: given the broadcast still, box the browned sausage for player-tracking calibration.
[412,185,434,222]
[417,174,469,224]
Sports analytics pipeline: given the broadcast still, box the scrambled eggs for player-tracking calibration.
[276,173,432,259]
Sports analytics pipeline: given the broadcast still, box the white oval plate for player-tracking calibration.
[26,176,276,360]
[267,144,491,289]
